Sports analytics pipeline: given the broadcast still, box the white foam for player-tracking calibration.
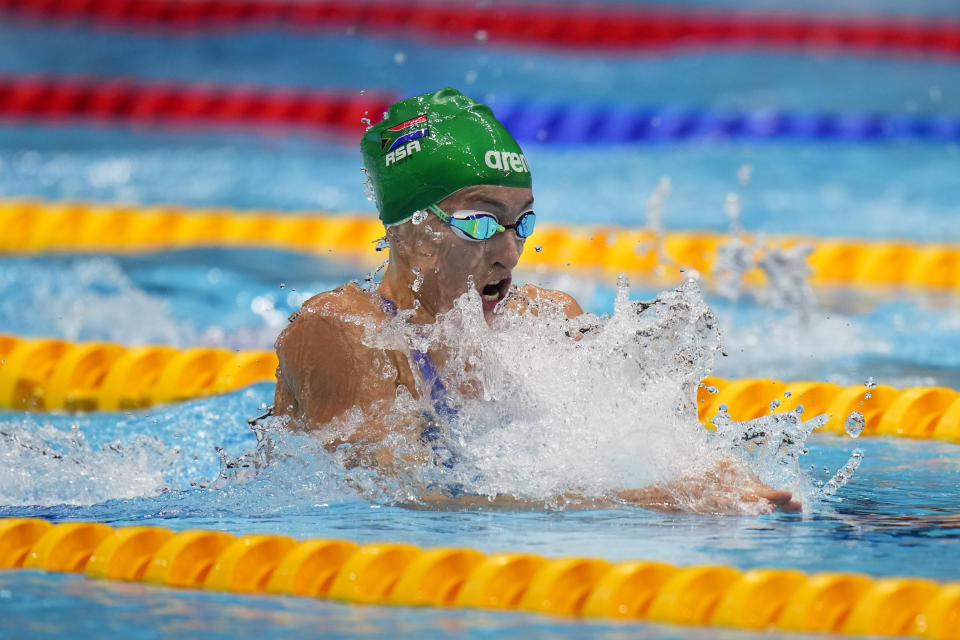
[0,419,176,506]
[279,276,839,512]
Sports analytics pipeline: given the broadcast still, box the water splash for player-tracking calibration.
[0,272,859,514]
[713,236,816,316]
[0,257,189,345]
[820,448,864,497]
[361,167,376,202]
[724,192,742,234]
[285,275,836,512]
[644,176,672,271]
[0,420,177,506]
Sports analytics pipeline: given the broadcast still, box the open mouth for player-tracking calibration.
[480,276,511,310]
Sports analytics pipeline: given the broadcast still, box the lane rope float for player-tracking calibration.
[2,333,960,446]
[698,376,960,443]
[4,199,960,292]
[0,74,392,138]
[0,518,958,639]
[0,74,958,144]
[2,0,960,61]
[0,334,278,411]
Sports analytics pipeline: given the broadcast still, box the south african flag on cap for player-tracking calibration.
[381,114,429,152]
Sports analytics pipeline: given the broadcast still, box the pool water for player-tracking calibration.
[2,1,960,638]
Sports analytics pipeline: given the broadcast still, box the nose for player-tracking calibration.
[488,229,523,270]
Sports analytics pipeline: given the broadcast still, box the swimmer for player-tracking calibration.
[273,88,800,514]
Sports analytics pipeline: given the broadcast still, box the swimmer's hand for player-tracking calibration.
[615,461,802,515]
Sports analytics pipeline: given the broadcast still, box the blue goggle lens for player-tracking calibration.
[515,211,536,238]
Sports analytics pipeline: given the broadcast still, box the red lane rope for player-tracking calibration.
[2,0,960,59]
[0,74,393,136]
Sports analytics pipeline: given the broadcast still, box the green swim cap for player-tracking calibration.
[361,88,532,226]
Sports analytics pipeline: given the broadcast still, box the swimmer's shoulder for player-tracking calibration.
[288,282,381,324]
[513,284,583,319]
[273,283,389,424]
[275,283,381,361]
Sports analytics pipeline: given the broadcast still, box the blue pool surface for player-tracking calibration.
[2,1,960,638]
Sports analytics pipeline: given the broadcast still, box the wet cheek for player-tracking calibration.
[433,244,485,292]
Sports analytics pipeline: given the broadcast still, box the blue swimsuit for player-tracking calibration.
[381,297,460,472]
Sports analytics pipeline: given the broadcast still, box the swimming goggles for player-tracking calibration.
[427,204,536,242]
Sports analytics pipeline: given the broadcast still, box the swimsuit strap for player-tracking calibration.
[380,296,397,315]
[379,295,462,484]
[380,295,455,417]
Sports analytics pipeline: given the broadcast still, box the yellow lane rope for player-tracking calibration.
[0,519,957,638]
[1,334,959,445]
[2,199,959,290]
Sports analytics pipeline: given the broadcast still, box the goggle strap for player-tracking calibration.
[426,204,450,223]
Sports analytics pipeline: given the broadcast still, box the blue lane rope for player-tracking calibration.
[484,98,960,145]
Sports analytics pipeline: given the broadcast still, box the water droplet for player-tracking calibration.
[534,245,542,252]
[465,70,478,85]
[704,385,718,395]
[279,283,286,289]
[864,377,877,389]
[783,391,792,398]
[724,192,741,220]
[864,392,872,399]
[844,411,865,438]
[475,29,488,41]
[411,210,428,225]
[737,164,753,186]
[393,51,406,64]
[769,398,781,412]
[411,267,424,293]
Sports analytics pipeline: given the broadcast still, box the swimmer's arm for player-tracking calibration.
[615,460,802,514]
[406,472,800,514]
[408,487,798,514]
[273,308,391,440]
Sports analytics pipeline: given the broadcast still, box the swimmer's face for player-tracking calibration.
[395,184,532,322]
